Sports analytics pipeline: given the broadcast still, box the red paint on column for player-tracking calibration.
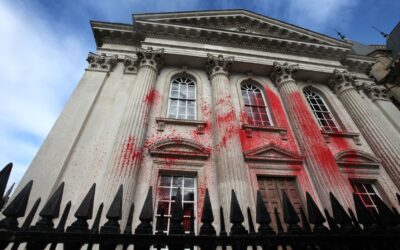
[145,88,160,106]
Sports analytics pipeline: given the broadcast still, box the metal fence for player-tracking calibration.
[0,163,399,250]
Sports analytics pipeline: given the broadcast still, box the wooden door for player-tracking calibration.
[257,177,303,231]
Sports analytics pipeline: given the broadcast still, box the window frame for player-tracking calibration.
[303,88,341,132]
[351,181,381,214]
[154,174,197,235]
[167,76,197,120]
[240,82,274,126]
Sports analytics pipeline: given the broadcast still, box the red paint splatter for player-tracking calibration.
[145,88,160,106]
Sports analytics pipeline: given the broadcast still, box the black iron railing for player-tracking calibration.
[0,163,399,250]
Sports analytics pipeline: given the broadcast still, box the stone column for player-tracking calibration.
[329,70,400,189]
[98,47,164,217]
[205,54,254,225]
[271,62,354,209]
[362,83,400,133]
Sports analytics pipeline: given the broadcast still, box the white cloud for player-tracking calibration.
[0,1,88,188]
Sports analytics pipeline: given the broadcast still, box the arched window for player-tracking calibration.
[241,82,273,126]
[167,76,196,120]
[303,89,340,132]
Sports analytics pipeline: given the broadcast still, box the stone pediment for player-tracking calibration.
[335,150,380,167]
[243,143,303,163]
[149,138,210,159]
[134,10,350,48]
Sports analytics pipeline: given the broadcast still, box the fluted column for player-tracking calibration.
[99,47,164,216]
[362,83,400,133]
[271,62,353,209]
[329,70,400,189]
[205,54,254,225]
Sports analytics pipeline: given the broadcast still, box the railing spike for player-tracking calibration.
[67,184,96,233]
[282,191,301,233]
[135,186,154,234]
[169,187,184,234]
[352,193,376,232]
[124,203,135,234]
[200,188,216,235]
[229,190,247,235]
[56,201,71,232]
[256,190,274,235]
[329,192,353,232]
[396,193,400,205]
[348,208,362,232]
[274,207,285,234]
[156,209,166,235]
[189,209,195,235]
[0,180,33,230]
[300,206,311,233]
[305,192,328,233]
[219,206,227,236]
[20,198,41,230]
[0,163,13,210]
[247,207,256,234]
[90,203,103,234]
[324,209,339,232]
[371,195,397,229]
[33,182,65,231]
[100,184,123,233]
[2,182,15,210]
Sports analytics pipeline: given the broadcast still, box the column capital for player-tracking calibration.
[362,83,389,101]
[270,62,299,89]
[123,55,139,74]
[136,47,164,72]
[86,52,118,72]
[205,54,234,79]
[328,69,357,95]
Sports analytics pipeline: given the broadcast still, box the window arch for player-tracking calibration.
[241,81,273,126]
[167,75,196,120]
[303,89,340,132]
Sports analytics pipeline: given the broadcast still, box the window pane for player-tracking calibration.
[168,77,197,120]
[160,176,172,186]
[173,177,183,187]
[157,201,170,215]
[158,188,170,200]
[304,89,339,131]
[184,189,195,201]
[183,203,194,217]
[184,177,195,188]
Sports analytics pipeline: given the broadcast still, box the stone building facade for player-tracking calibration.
[15,10,400,233]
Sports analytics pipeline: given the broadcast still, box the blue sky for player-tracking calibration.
[0,0,399,189]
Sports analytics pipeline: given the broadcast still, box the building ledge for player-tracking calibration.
[156,117,206,134]
[321,130,361,145]
[242,124,287,140]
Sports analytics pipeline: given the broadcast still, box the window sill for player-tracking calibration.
[156,117,206,134]
[321,130,361,145]
[242,124,288,140]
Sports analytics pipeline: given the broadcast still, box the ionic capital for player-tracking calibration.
[270,62,299,89]
[86,52,118,72]
[136,47,164,72]
[361,83,389,101]
[205,54,234,79]
[328,69,357,95]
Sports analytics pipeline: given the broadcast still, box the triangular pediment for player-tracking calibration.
[134,10,350,48]
[149,138,210,159]
[335,150,380,167]
[243,143,303,163]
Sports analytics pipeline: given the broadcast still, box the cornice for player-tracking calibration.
[341,54,375,73]
[135,20,350,60]
[90,21,140,47]
[133,9,350,47]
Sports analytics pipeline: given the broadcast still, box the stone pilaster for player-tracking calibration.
[329,70,400,189]
[205,54,254,228]
[271,62,354,209]
[98,47,164,218]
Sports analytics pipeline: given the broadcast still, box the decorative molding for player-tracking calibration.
[136,47,164,72]
[205,54,234,79]
[243,143,303,163]
[328,69,357,95]
[123,55,139,74]
[335,149,380,168]
[270,62,299,89]
[149,138,210,159]
[321,130,361,145]
[86,52,118,72]
[361,83,389,101]
[155,117,206,134]
[242,124,287,140]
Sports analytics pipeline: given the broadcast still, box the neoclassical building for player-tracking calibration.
[15,10,400,233]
